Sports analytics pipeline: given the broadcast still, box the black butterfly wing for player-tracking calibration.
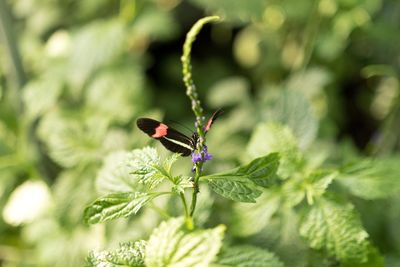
[137,118,194,157]
[163,127,194,156]
[137,118,162,137]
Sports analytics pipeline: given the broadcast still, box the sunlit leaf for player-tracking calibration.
[145,217,225,267]
[95,151,140,194]
[37,112,108,167]
[84,192,165,224]
[126,147,165,190]
[68,19,125,90]
[86,240,146,267]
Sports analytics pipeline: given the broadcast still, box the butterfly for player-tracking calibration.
[136,109,223,156]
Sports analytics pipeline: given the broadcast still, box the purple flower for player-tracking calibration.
[191,145,213,165]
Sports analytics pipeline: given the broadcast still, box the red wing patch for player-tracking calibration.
[205,118,213,132]
[152,123,168,138]
[204,109,223,133]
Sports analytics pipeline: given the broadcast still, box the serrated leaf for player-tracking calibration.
[338,157,400,199]
[145,217,225,267]
[247,123,302,178]
[84,192,163,224]
[96,151,140,194]
[300,198,370,263]
[207,177,261,203]
[203,154,280,202]
[213,245,284,267]
[163,153,181,174]
[86,240,146,267]
[236,153,280,188]
[126,147,163,190]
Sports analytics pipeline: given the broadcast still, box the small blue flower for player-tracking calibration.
[191,145,213,165]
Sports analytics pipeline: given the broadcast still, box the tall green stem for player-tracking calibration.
[181,16,220,229]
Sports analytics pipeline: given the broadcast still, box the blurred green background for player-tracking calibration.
[0,0,400,266]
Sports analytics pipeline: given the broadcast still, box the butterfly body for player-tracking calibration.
[136,109,222,156]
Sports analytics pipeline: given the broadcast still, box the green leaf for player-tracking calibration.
[96,151,140,194]
[232,189,281,236]
[131,9,178,41]
[145,217,225,267]
[265,90,318,150]
[338,157,400,199]
[300,198,370,263]
[84,192,164,224]
[207,177,261,203]
[162,153,181,174]
[85,66,146,124]
[68,19,125,90]
[22,77,63,120]
[37,112,109,167]
[126,147,163,190]
[236,153,280,188]
[247,123,302,178]
[213,245,284,267]
[86,240,146,267]
[304,170,337,205]
[203,153,280,202]
[171,175,193,195]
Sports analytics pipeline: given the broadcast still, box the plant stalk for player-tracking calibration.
[181,15,220,229]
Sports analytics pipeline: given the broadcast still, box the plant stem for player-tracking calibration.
[189,161,203,217]
[181,16,220,229]
[179,192,193,229]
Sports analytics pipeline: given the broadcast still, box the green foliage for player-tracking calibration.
[68,19,125,89]
[84,147,187,225]
[95,151,138,194]
[203,153,280,202]
[2,0,400,266]
[338,157,400,199]
[232,189,281,236]
[126,147,164,190]
[145,217,225,267]
[247,123,302,177]
[84,192,163,224]
[300,198,370,263]
[214,245,284,267]
[86,241,146,267]
[265,89,318,150]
